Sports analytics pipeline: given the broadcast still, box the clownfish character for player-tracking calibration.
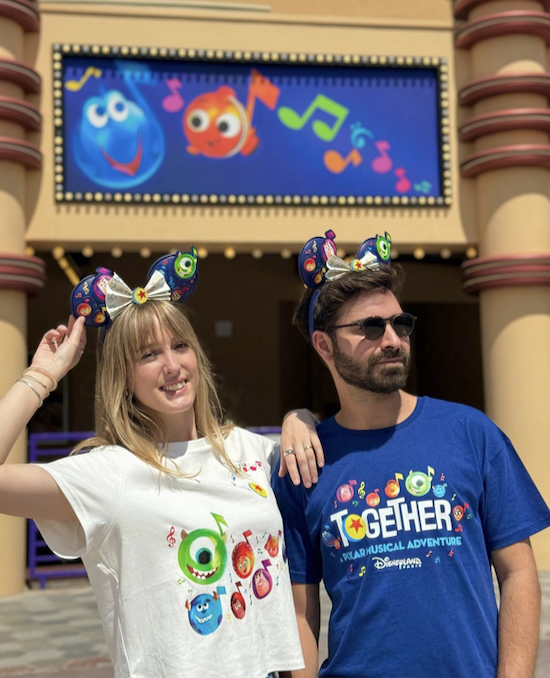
[184,86,259,159]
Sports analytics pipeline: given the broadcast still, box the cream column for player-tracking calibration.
[0,1,45,595]
[457,0,550,567]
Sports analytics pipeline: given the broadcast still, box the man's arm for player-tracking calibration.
[492,538,541,678]
[281,583,321,678]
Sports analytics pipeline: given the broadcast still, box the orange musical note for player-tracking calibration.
[349,564,353,573]
[278,94,349,142]
[247,68,280,122]
[395,167,412,193]
[440,473,445,481]
[323,148,363,174]
[166,526,176,548]
[359,566,366,577]
[162,78,184,112]
[65,66,102,92]
[371,140,392,173]
[455,524,463,533]
[426,550,432,557]
[449,549,454,557]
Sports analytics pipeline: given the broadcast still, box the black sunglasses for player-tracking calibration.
[327,312,417,341]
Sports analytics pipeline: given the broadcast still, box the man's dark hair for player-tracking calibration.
[293,265,405,342]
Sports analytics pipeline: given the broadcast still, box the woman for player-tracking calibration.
[0,262,321,678]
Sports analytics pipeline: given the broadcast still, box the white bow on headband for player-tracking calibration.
[325,251,380,282]
[106,270,172,320]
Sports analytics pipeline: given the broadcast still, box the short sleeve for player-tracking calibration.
[482,439,550,552]
[271,460,322,584]
[34,446,126,559]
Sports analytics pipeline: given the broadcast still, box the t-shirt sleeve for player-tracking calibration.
[271,459,322,584]
[33,446,126,559]
[482,438,550,552]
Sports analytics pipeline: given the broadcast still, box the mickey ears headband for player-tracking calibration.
[298,231,392,338]
[70,247,199,327]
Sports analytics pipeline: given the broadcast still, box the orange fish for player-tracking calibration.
[184,85,259,159]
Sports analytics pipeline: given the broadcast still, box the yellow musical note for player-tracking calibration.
[358,481,365,499]
[278,94,349,142]
[65,67,102,92]
[427,466,435,480]
[395,473,404,481]
[359,566,366,577]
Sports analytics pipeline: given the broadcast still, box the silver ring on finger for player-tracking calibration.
[51,339,58,347]
[283,449,295,457]
[304,445,313,451]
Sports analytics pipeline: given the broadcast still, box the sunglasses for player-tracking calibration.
[327,312,417,341]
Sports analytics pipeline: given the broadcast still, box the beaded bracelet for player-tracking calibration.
[24,366,58,391]
[22,373,50,395]
[17,378,44,406]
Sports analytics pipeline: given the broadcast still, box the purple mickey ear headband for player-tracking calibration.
[70,247,199,327]
[297,231,392,338]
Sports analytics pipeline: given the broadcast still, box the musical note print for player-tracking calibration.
[455,524,463,533]
[323,148,363,174]
[371,140,392,173]
[440,473,445,481]
[352,500,359,506]
[394,167,412,194]
[359,566,366,577]
[334,500,338,508]
[426,550,433,558]
[358,482,366,499]
[65,66,102,92]
[350,121,374,148]
[448,549,454,557]
[166,526,176,548]
[435,556,441,564]
[451,494,456,501]
[349,564,353,573]
[278,94,349,142]
[162,78,185,112]
[414,180,432,194]
[246,68,280,121]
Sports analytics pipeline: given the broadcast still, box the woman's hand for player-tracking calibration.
[30,316,87,385]
[279,409,324,488]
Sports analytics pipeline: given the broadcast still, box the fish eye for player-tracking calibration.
[187,109,210,132]
[86,103,109,129]
[108,93,130,123]
[216,113,241,138]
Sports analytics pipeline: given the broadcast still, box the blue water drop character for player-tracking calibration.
[432,483,447,498]
[72,63,165,189]
[186,592,223,635]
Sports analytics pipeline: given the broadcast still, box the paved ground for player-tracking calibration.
[0,573,549,677]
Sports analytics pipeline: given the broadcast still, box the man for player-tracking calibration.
[272,247,550,678]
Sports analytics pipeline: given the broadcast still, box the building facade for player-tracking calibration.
[1,0,549,595]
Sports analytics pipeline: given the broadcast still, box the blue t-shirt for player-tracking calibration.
[272,397,550,678]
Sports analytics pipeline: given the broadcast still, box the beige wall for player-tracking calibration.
[26,2,471,252]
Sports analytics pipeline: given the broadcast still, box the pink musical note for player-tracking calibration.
[323,148,363,174]
[350,564,353,573]
[440,473,445,481]
[334,500,338,508]
[426,550,432,557]
[449,549,454,557]
[394,167,412,193]
[162,78,184,113]
[371,140,392,173]
[455,524,463,533]
[166,526,176,548]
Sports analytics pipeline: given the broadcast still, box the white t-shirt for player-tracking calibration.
[36,427,304,678]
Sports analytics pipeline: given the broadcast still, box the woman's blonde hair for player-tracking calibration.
[74,300,236,474]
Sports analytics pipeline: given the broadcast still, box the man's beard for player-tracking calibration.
[333,341,411,394]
